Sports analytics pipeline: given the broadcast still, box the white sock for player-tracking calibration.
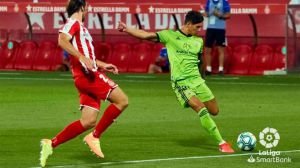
[206,66,212,72]
[219,66,224,72]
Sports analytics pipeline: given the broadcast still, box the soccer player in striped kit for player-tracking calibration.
[40,0,128,167]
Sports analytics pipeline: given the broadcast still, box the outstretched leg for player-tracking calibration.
[188,96,234,153]
[40,107,98,167]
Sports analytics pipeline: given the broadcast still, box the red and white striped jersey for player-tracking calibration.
[59,18,97,77]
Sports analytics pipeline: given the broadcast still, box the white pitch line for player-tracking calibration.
[0,77,299,86]
[125,75,156,79]
[30,149,300,168]
[0,72,22,75]
[0,77,73,81]
[209,77,240,80]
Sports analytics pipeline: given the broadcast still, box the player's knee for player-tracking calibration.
[117,95,129,110]
[209,107,219,116]
[81,118,97,129]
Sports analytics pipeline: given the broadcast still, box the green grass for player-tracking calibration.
[0,71,299,168]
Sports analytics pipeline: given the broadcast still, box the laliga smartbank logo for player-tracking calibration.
[247,127,292,163]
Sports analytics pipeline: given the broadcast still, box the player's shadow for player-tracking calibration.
[176,136,216,151]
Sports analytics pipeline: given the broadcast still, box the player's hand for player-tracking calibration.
[104,63,119,74]
[79,55,94,71]
[117,21,127,32]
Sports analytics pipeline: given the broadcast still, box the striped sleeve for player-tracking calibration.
[59,20,80,38]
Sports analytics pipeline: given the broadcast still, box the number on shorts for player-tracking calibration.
[99,74,109,83]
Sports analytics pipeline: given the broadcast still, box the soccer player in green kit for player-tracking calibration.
[117,10,234,153]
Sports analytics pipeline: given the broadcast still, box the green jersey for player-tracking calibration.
[157,29,205,83]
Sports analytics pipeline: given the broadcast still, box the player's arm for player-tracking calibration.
[96,60,118,74]
[117,21,158,42]
[58,33,94,70]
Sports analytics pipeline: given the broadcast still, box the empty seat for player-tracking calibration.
[93,42,112,62]
[150,43,165,63]
[14,41,38,70]
[128,43,152,73]
[9,29,24,42]
[210,46,232,74]
[33,41,57,71]
[0,41,19,69]
[228,44,252,75]
[0,29,8,44]
[271,45,286,70]
[51,47,64,71]
[109,43,131,73]
[249,44,273,75]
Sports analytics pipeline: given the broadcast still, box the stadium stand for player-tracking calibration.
[150,43,165,64]
[271,45,286,70]
[52,47,63,71]
[228,44,252,75]
[109,43,131,73]
[0,41,19,69]
[93,42,112,62]
[9,29,24,43]
[0,29,8,44]
[249,44,274,75]
[32,41,57,71]
[128,43,152,73]
[14,41,38,70]
[210,46,232,74]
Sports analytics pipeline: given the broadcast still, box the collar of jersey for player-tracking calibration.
[178,29,192,37]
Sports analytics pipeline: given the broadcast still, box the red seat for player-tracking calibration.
[228,44,252,75]
[51,47,64,71]
[0,29,8,44]
[33,41,57,71]
[0,41,19,69]
[14,41,38,70]
[9,29,24,43]
[271,45,286,70]
[128,43,152,73]
[249,44,273,75]
[150,43,165,64]
[109,43,131,73]
[93,42,112,62]
[210,46,232,74]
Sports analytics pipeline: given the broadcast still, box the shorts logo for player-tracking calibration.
[259,127,280,148]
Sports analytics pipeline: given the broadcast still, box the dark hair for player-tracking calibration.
[184,10,204,25]
[67,0,86,17]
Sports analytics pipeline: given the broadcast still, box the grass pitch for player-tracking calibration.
[0,71,299,168]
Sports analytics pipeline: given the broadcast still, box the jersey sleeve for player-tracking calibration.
[156,30,171,44]
[59,20,80,38]
[223,0,231,13]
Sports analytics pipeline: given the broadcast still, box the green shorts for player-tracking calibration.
[172,78,214,108]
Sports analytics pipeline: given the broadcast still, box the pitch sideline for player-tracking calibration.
[30,149,300,168]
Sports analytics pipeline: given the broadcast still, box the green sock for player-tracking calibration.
[198,108,225,145]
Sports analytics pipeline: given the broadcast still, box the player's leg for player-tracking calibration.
[216,29,226,75]
[148,64,163,73]
[40,106,97,166]
[188,96,234,153]
[84,87,128,158]
[188,96,224,145]
[92,87,128,139]
[203,98,219,116]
